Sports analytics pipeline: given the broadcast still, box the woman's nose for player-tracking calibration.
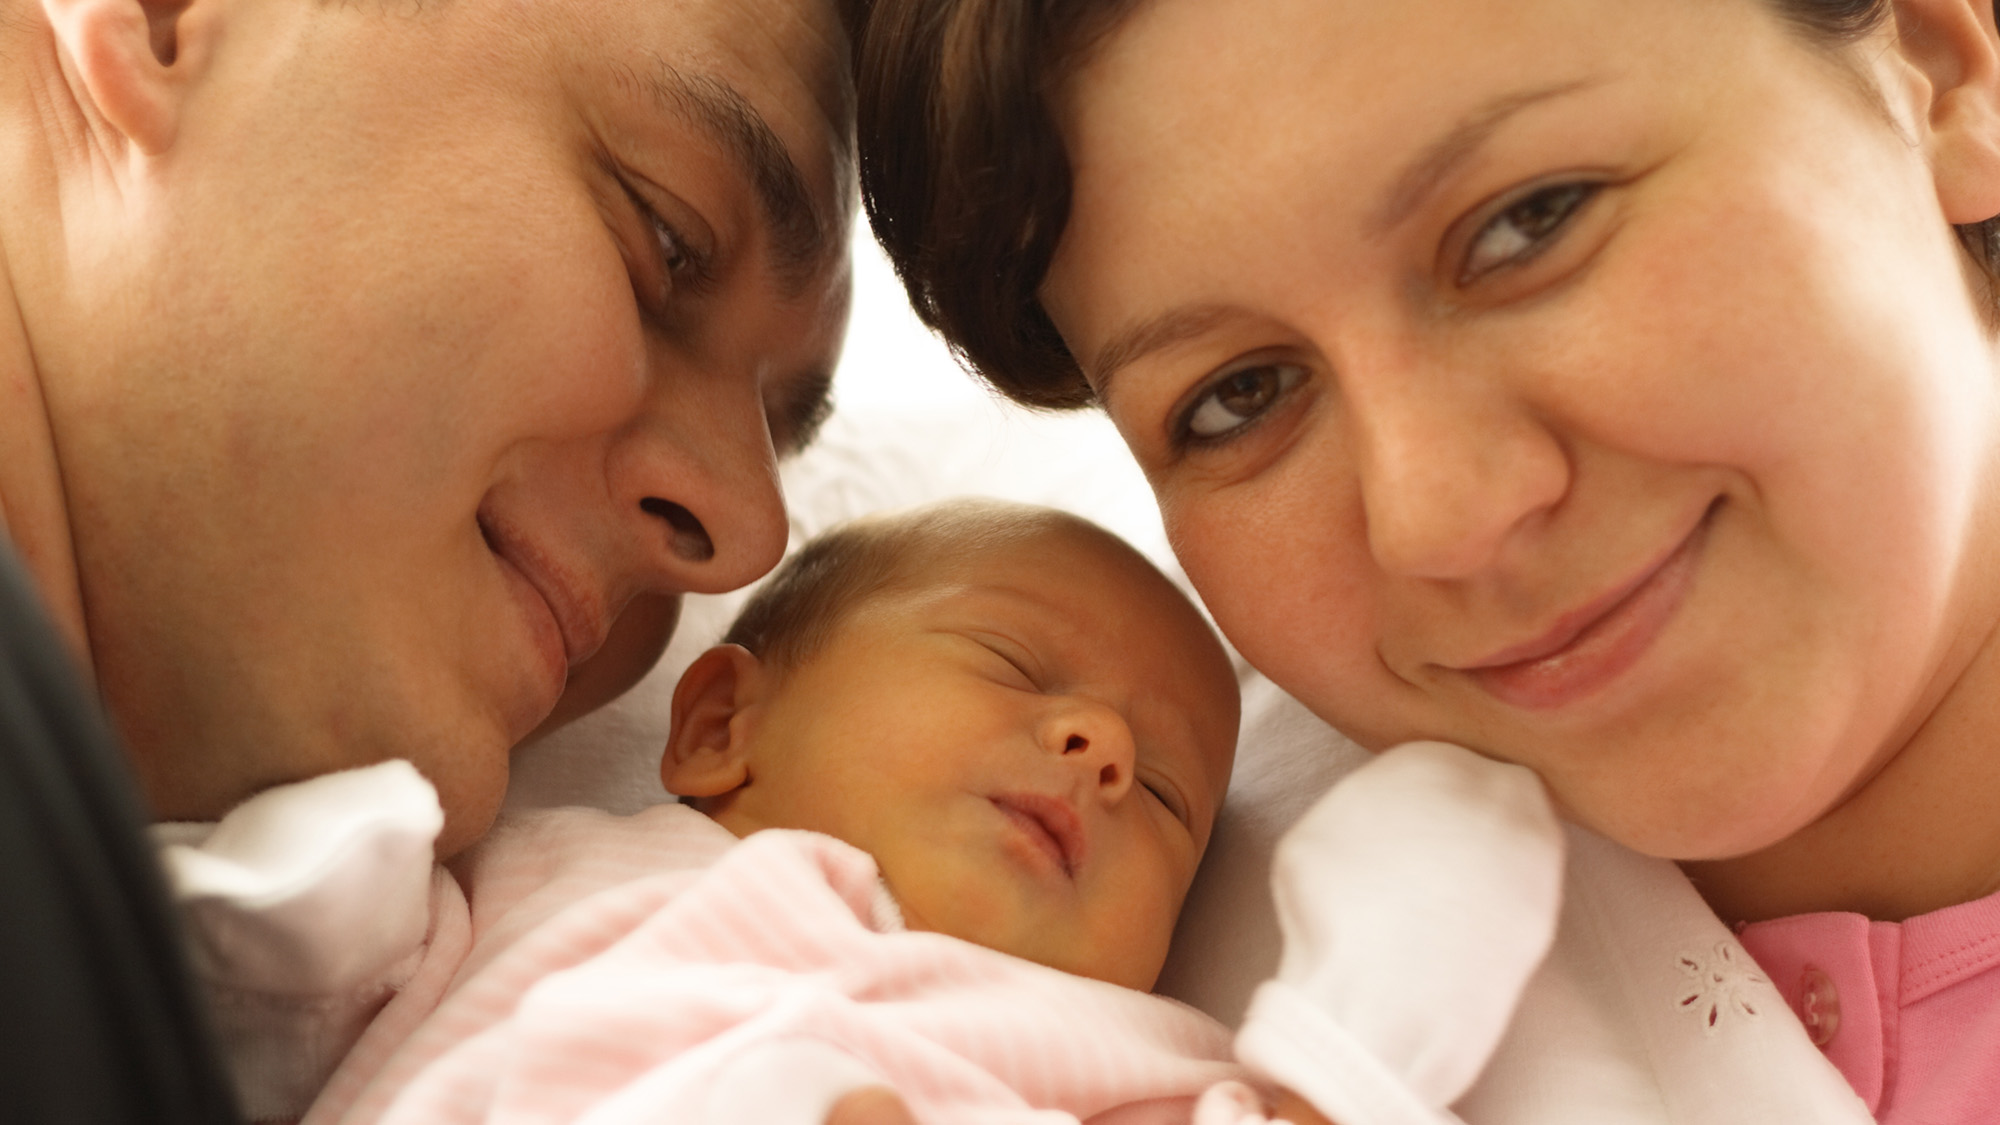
[1346,356,1569,581]
[1050,702,1138,805]
[604,376,792,597]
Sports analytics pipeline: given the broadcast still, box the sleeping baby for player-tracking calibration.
[159,500,1566,1125]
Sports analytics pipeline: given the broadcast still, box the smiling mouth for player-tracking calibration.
[1458,501,1717,710]
[991,794,1087,878]
[476,510,605,668]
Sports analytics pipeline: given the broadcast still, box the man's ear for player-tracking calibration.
[662,645,766,799]
[1893,0,2000,222]
[41,0,216,154]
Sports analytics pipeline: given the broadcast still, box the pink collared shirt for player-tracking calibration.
[1738,885,2000,1122]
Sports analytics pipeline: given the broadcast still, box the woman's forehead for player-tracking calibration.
[1045,0,1789,336]
[1060,0,1745,183]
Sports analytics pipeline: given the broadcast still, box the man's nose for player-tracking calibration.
[603,375,791,597]
[1047,700,1138,805]
[1344,346,1569,581]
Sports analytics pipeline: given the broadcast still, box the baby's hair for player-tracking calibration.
[723,499,1173,671]
[721,517,912,670]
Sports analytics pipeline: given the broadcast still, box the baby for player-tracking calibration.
[661,497,1242,994]
[163,500,1564,1125]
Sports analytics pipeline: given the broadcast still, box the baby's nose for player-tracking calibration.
[1054,707,1137,803]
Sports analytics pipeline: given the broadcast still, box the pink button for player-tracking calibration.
[1799,966,1840,1048]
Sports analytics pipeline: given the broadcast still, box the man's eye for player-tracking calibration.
[646,208,692,278]
[615,177,708,317]
[1459,182,1599,284]
[1179,363,1307,443]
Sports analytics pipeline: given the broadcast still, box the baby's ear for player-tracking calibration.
[662,645,765,799]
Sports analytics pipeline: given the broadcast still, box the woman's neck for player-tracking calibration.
[1684,552,2000,926]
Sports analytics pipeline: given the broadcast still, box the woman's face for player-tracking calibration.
[1041,0,2000,860]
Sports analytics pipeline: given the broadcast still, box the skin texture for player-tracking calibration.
[663,514,1241,992]
[1040,0,2000,923]
[0,0,854,855]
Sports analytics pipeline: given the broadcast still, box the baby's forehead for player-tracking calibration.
[912,517,1162,591]
[911,528,1237,720]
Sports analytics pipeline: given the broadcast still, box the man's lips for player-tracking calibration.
[476,511,607,669]
[992,794,1088,878]
[1455,503,1715,710]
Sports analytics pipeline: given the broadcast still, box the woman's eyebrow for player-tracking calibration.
[1089,304,1243,396]
[1369,77,1604,235]
[1084,83,1608,393]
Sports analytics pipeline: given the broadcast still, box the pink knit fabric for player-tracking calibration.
[1738,885,2000,1122]
[304,803,1249,1125]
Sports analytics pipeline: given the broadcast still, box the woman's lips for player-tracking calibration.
[1461,506,1713,711]
[992,794,1087,878]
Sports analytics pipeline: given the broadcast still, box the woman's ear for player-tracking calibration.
[1893,0,2000,222]
[662,645,766,799]
[40,0,218,154]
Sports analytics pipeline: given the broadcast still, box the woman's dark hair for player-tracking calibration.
[856,0,2000,409]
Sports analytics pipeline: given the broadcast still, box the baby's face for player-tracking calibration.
[716,525,1239,990]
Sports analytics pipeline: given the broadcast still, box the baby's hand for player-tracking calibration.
[1193,1079,1340,1125]
[1270,1088,1339,1125]
[825,1087,918,1125]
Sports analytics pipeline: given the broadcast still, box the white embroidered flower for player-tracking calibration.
[1675,941,1770,1036]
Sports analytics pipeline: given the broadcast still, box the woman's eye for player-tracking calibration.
[1460,182,1599,284]
[1180,363,1307,442]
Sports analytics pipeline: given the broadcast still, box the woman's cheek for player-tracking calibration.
[1165,485,1383,723]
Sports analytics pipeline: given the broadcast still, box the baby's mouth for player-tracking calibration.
[991,794,1087,878]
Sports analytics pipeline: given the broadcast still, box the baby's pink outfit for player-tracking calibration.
[307,802,1247,1124]
[163,746,1571,1125]
[1739,885,2000,1123]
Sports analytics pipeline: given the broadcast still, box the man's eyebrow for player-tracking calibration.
[1370,78,1602,234]
[638,63,838,293]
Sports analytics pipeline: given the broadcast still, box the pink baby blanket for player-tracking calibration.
[306,803,1245,1125]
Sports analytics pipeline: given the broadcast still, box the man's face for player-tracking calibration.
[51,0,853,852]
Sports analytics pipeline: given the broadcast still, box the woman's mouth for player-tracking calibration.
[991,794,1087,878]
[1460,503,1715,711]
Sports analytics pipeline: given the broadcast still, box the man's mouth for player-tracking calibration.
[476,509,607,667]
